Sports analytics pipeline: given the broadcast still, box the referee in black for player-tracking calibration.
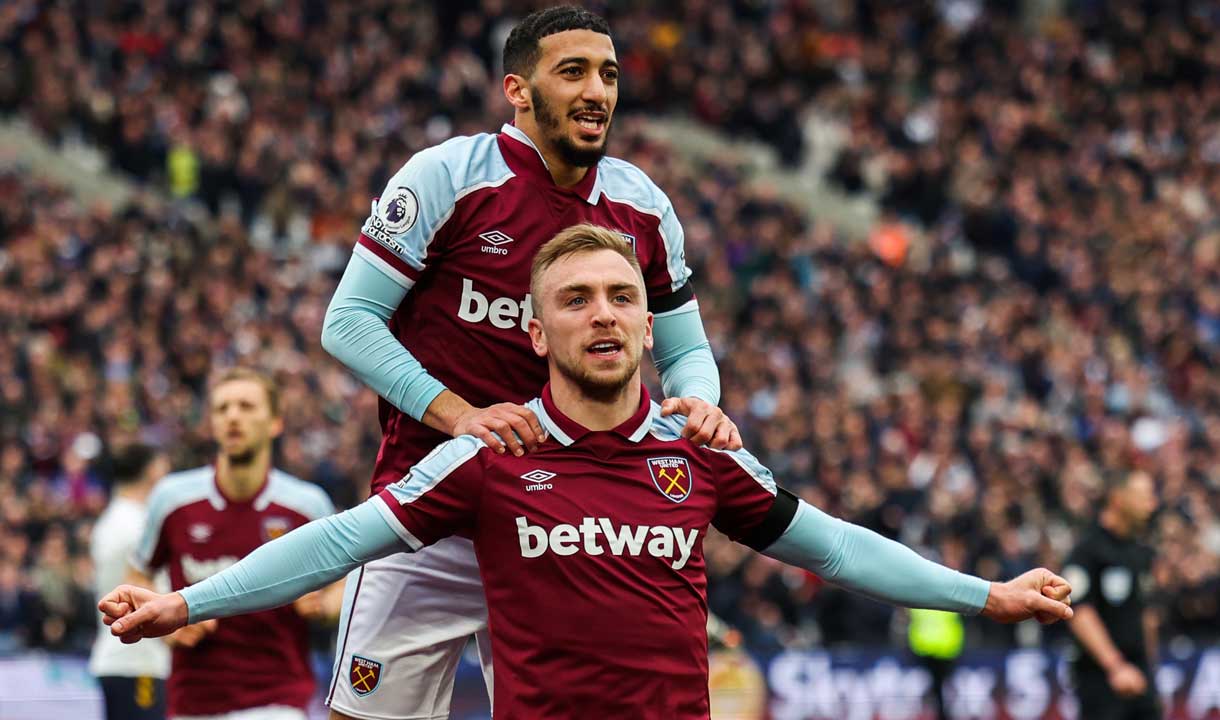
[1063,469,1160,719]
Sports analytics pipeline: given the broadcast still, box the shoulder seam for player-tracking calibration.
[264,470,332,518]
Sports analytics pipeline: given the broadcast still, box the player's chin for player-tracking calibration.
[582,350,630,373]
[221,440,256,460]
[569,124,608,146]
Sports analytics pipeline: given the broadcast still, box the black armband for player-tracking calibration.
[741,487,800,551]
[649,281,696,314]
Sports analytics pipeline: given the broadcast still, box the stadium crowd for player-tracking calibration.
[2,0,1219,663]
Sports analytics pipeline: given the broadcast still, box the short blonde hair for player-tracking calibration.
[209,367,281,417]
[529,224,644,317]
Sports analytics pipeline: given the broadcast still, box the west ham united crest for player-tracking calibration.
[262,516,291,542]
[350,655,382,696]
[647,457,693,503]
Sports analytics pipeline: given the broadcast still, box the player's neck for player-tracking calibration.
[549,375,641,432]
[543,154,589,188]
[515,118,589,188]
[214,449,271,502]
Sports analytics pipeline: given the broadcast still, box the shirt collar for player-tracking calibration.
[498,123,602,205]
[537,383,654,446]
[209,464,273,510]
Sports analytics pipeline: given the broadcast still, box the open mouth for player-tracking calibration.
[586,339,622,358]
[572,110,607,135]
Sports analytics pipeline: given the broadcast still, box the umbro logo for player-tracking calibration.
[480,230,514,255]
[481,230,514,246]
[522,469,556,492]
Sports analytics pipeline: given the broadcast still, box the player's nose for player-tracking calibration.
[581,76,608,105]
[589,296,616,326]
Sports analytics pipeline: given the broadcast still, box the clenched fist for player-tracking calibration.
[980,568,1073,624]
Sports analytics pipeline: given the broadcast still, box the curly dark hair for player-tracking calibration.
[502,6,611,77]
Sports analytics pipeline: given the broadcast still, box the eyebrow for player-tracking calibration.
[556,281,639,295]
[553,56,621,71]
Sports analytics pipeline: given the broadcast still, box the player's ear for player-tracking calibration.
[504,74,531,113]
[642,312,654,352]
[528,317,548,358]
[269,415,285,440]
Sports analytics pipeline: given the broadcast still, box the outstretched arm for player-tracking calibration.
[101,501,402,642]
[762,498,1073,622]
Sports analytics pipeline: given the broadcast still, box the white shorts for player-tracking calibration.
[173,706,305,720]
[326,537,493,720]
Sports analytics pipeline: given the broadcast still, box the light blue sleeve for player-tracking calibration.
[321,252,447,421]
[179,501,403,624]
[651,304,720,405]
[763,499,992,615]
[131,480,172,574]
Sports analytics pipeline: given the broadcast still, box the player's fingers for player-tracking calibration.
[513,406,547,448]
[501,413,538,456]
[98,599,131,619]
[1042,571,1072,602]
[99,586,133,610]
[472,425,506,454]
[1033,594,1073,622]
[708,418,735,450]
[689,410,722,446]
[660,397,684,417]
[101,606,130,626]
[681,406,711,442]
[727,427,743,451]
[488,417,526,457]
[111,605,153,637]
[1042,583,1071,604]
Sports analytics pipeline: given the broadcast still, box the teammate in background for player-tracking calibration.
[105,227,1074,719]
[129,368,336,720]
[320,6,737,717]
[90,444,172,720]
[1064,470,1161,719]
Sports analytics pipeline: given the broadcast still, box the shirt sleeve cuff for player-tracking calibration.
[956,573,994,616]
[403,376,447,422]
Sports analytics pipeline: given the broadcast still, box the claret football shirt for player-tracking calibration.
[374,385,797,719]
[134,467,334,717]
[356,124,698,493]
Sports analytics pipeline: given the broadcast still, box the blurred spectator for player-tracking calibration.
[1,0,1219,658]
[0,559,39,653]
